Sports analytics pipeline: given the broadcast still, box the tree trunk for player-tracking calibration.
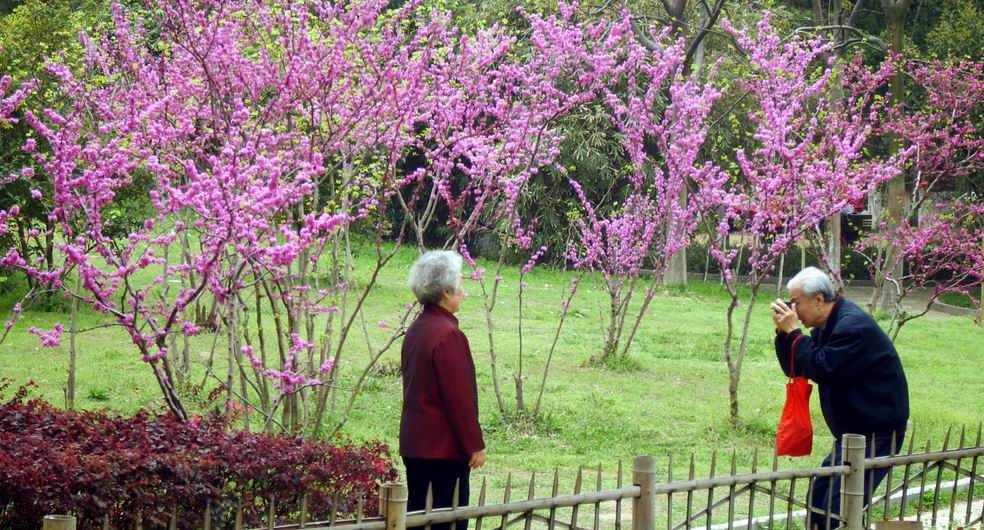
[826,212,843,290]
[515,280,526,415]
[16,222,34,290]
[664,187,689,286]
[875,0,913,311]
[67,277,79,410]
[482,258,506,418]
[723,290,740,426]
[43,222,55,275]
[226,296,237,426]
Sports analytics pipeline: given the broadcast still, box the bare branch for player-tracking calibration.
[849,0,866,28]
[683,0,725,74]
[792,25,887,50]
[629,16,662,52]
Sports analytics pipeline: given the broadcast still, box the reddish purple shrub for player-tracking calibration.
[0,385,397,529]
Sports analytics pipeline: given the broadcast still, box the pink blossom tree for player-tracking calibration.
[393,4,648,418]
[858,60,984,333]
[6,0,688,430]
[565,18,723,366]
[1,0,487,429]
[860,199,984,339]
[700,16,906,424]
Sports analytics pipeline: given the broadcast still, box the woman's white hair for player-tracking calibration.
[408,250,463,305]
[787,266,836,302]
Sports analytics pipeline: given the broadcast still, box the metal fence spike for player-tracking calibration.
[594,465,602,530]
[480,476,488,506]
[571,466,583,530]
[767,450,778,530]
[616,461,623,530]
[933,434,948,526]
[883,432,898,519]
[707,451,718,528]
[501,473,512,530]
[686,453,695,529]
[824,440,835,530]
[949,428,963,528]
[526,471,537,530]
[425,483,433,530]
[966,423,982,526]
[476,476,487,530]
[866,433,877,529]
[549,468,559,530]
[787,478,798,530]
[916,440,931,523]
[523,471,536,530]
[899,436,915,521]
[666,455,673,530]
[748,449,759,530]
[727,450,737,530]
[804,477,814,530]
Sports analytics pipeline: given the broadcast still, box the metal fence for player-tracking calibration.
[39,428,984,530]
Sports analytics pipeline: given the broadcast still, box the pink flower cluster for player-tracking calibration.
[0,74,35,125]
[28,323,64,348]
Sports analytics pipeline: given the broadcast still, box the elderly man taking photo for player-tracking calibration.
[771,267,909,528]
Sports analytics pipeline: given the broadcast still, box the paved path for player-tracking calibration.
[840,284,980,319]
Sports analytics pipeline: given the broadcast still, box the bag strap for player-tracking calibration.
[789,334,805,380]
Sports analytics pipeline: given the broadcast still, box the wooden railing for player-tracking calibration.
[39,428,984,529]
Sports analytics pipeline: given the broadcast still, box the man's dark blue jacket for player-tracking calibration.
[775,296,909,439]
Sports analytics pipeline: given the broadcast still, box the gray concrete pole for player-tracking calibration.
[842,434,867,530]
[633,456,658,530]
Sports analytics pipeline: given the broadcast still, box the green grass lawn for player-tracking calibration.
[1,242,982,502]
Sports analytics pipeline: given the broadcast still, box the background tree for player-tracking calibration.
[699,16,905,424]
[858,59,984,330]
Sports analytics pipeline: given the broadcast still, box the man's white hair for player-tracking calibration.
[787,266,836,302]
[408,250,463,305]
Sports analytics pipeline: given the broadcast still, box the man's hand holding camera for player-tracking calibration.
[770,299,799,334]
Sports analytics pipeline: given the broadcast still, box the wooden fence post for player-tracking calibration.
[380,483,408,530]
[632,456,657,530]
[42,515,76,530]
[842,434,867,530]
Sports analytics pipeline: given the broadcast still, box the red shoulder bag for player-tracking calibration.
[776,337,813,457]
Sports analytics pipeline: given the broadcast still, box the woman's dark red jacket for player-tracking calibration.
[399,304,485,461]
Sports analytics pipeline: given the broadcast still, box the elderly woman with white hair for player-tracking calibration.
[400,250,486,530]
[771,266,908,528]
